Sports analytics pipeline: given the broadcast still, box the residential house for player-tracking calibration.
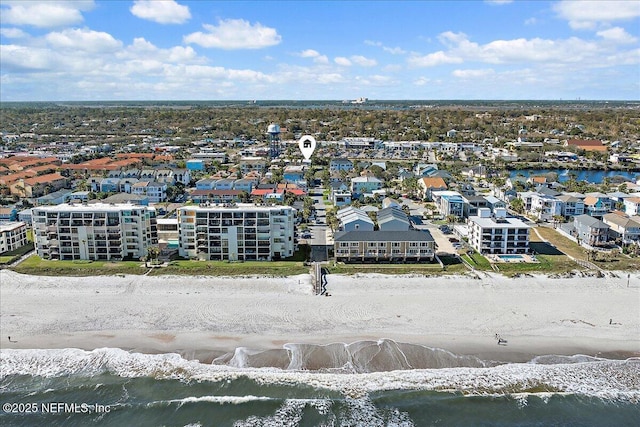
[583,194,613,218]
[566,139,607,152]
[573,214,610,247]
[239,157,266,175]
[100,177,121,193]
[36,189,73,206]
[431,190,465,219]
[18,208,32,225]
[334,230,435,262]
[623,197,640,216]
[0,206,18,222]
[529,193,563,222]
[132,181,167,203]
[214,179,235,191]
[377,207,410,231]
[413,163,439,177]
[463,195,488,218]
[467,208,530,255]
[484,195,506,212]
[100,193,149,206]
[0,221,28,254]
[232,179,254,193]
[418,176,448,201]
[337,207,375,232]
[329,158,354,172]
[283,165,307,186]
[68,191,90,203]
[190,189,242,204]
[350,176,383,196]
[557,194,585,219]
[10,173,67,197]
[602,212,640,245]
[196,178,218,190]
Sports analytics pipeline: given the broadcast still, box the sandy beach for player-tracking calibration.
[1,269,639,363]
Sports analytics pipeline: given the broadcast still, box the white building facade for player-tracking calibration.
[468,208,530,255]
[0,221,28,254]
[177,204,295,261]
[32,203,158,261]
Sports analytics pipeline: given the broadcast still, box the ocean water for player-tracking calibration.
[1,342,639,426]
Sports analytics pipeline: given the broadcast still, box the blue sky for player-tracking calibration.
[1,0,639,101]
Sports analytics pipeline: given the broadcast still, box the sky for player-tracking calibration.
[0,0,639,101]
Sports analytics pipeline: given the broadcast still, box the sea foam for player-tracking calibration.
[1,348,639,401]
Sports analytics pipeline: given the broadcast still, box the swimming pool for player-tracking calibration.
[497,254,525,261]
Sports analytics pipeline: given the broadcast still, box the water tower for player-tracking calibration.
[267,123,281,158]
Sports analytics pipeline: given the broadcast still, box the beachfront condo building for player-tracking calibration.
[0,221,28,254]
[467,208,530,255]
[334,230,436,263]
[32,203,158,261]
[177,204,295,261]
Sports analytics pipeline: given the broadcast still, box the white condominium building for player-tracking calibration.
[32,203,158,261]
[468,208,530,255]
[178,204,295,261]
[0,221,28,254]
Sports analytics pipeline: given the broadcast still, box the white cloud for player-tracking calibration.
[365,40,407,55]
[0,28,28,38]
[45,28,122,53]
[408,51,463,67]
[297,49,329,64]
[184,19,281,49]
[596,27,638,44]
[524,17,537,26]
[0,0,94,28]
[452,69,496,79]
[553,0,640,29]
[0,44,53,71]
[413,77,431,86]
[130,0,191,24]
[334,57,352,66]
[350,55,377,67]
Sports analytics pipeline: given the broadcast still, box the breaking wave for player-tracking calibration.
[1,346,639,401]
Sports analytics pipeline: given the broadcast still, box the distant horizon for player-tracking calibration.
[2,98,639,104]
[1,1,638,101]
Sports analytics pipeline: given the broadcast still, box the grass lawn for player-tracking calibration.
[148,260,309,277]
[534,226,639,271]
[327,259,467,275]
[0,243,34,266]
[11,256,145,276]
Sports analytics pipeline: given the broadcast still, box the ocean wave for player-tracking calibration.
[222,339,489,372]
[1,347,639,401]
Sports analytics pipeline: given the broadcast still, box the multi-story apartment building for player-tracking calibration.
[334,230,435,262]
[0,221,28,254]
[468,208,530,255]
[32,203,158,261]
[177,204,294,261]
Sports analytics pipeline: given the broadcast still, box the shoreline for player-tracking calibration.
[1,269,639,367]
[3,330,639,366]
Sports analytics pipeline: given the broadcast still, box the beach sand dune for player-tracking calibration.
[1,270,638,362]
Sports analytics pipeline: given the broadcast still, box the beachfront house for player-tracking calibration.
[622,197,640,216]
[467,208,530,255]
[334,230,435,263]
[573,214,610,247]
[602,212,640,245]
[557,194,585,219]
[418,177,447,201]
